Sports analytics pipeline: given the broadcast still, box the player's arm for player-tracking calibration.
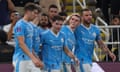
[32,49,44,68]
[97,40,116,62]
[63,46,79,65]
[18,36,43,67]
[7,19,18,40]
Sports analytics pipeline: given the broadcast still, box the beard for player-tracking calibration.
[84,19,92,24]
[39,22,48,27]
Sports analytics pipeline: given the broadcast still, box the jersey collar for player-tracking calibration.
[67,25,74,34]
[50,29,60,37]
[81,23,92,30]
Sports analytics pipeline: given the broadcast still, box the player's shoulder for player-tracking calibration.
[91,24,100,32]
[61,25,69,31]
[41,29,49,35]
[91,24,99,28]
[59,31,66,37]
[15,19,25,27]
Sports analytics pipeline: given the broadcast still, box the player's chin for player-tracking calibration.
[57,28,61,31]
[87,21,91,24]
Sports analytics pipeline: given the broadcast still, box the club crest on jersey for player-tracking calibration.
[16,27,21,32]
[92,32,96,37]
[61,38,64,43]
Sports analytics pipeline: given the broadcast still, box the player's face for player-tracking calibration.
[29,10,39,21]
[48,8,58,18]
[69,15,80,30]
[40,16,48,26]
[82,11,92,24]
[52,20,63,32]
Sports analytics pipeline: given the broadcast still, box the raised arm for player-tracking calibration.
[7,0,15,11]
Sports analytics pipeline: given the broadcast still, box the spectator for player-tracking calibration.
[108,15,120,61]
[12,0,35,7]
[3,10,20,46]
[0,0,15,29]
[0,30,14,62]
[101,0,110,25]
[111,0,120,15]
[95,0,102,10]
[60,0,66,12]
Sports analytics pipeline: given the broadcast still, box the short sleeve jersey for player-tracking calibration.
[61,25,76,63]
[40,29,67,69]
[74,24,101,64]
[31,22,41,55]
[13,19,33,61]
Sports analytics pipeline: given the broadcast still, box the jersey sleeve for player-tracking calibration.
[40,33,44,45]
[14,23,24,37]
[62,32,68,47]
[96,27,102,41]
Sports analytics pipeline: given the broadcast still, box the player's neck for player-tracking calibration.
[83,22,90,28]
[23,15,30,22]
[69,25,74,31]
[51,28,58,35]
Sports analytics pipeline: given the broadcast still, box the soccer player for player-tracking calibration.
[38,13,49,32]
[61,13,81,72]
[40,15,79,72]
[47,4,59,28]
[74,8,116,72]
[13,3,43,72]
[31,11,41,56]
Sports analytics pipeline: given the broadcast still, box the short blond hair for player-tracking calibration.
[64,13,81,25]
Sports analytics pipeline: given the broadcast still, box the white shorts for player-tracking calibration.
[80,63,92,72]
[41,69,61,72]
[73,63,92,72]
[13,60,41,72]
[61,63,80,72]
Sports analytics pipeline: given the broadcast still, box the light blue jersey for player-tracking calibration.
[74,24,101,64]
[13,19,33,72]
[31,22,41,55]
[40,29,67,70]
[39,26,48,33]
[61,25,76,63]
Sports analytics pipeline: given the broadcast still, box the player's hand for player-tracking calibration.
[74,57,80,66]
[38,60,44,68]
[108,52,116,62]
[32,57,44,68]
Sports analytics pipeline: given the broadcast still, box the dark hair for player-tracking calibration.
[41,13,48,17]
[24,2,41,13]
[112,15,120,20]
[59,12,67,16]
[0,30,7,43]
[49,4,58,10]
[80,8,91,15]
[52,15,64,22]
[9,10,18,15]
